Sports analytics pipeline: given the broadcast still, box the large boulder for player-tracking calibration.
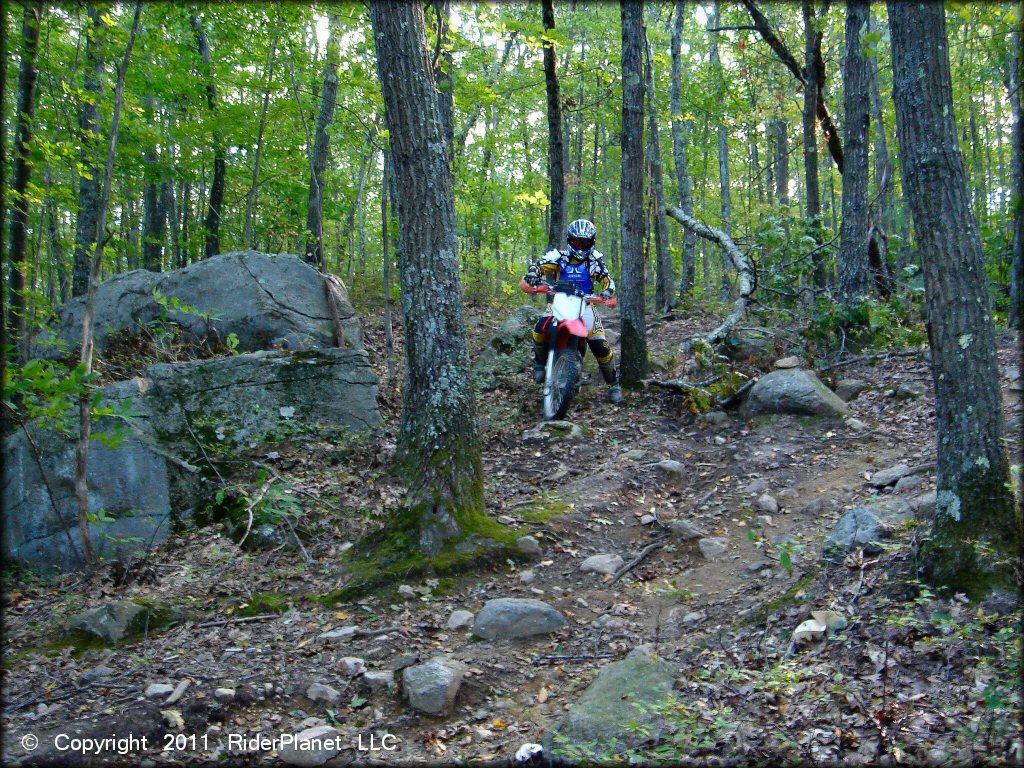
[741,369,850,418]
[472,598,567,640]
[822,499,912,558]
[3,349,380,572]
[475,304,542,389]
[33,251,361,358]
[543,648,677,758]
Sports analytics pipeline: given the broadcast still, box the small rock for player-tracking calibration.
[894,382,926,400]
[397,585,417,600]
[698,410,730,428]
[305,682,342,705]
[591,614,627,630]
[213,688,235,701]
[698,537,728,559]
[145,683,175,699]
[319,626,357,645]
[743,478,769,496]
[390,654,419,672]
[580,553,624,576]
[774,355,801,369]
[755,494,779,515]
[80,665,114,683]
[669,518,706,540]
[339,657,366,676]
[835,379,869,402]
[822,499,912,557]
[622,448,647,460]
[846,418,868,432]
[681,611,704,624]
[472,598,567,640]
[165,679,191,705]
[403,656,466,715]
[894,474,924,493]
[516,535,542,558]
[909,490,937,518]
[278,725,342,767]
[799,497,827,515]
[776,488,799,506]
[362,670,395,691]
[754,515,774,528]
[639,514,656,525]
[747,560,771,573]
[869,463,910,488]
[714,435,727,445]
[518,569,536,584]
[446,610,475,630]
[653,459,686,482]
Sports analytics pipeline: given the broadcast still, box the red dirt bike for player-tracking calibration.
[520,278,617,420]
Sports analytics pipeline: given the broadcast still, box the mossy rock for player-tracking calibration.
[64,599,183,647]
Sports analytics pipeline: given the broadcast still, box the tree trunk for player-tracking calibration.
[543,0,566,250]
[802,0,829,289]
[304,15,341,268]
[709,1,732,298]
[867,9,894,298]
[670,0,696,299]
[837,0,872,301]
[75,2,142,568]
[773,118,789,206]
[1007,26,1023,328]
[368,0,488,559]
[141,96,167,272]
[645,34,672,313]
[244,22,280,248]
[72,4,104,298]
[620,0,648,385]
[430,0,454,160]
[7,0,43,359]
[190,13,225,260]
[382,152,395,382]
[888,0,1019,598]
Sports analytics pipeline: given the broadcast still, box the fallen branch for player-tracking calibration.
[194,613,280,629]
[535,653,617,663]
[609,536,669,585]
[817,348,926,372]
[235,475,274,549]
[666,205,755,354]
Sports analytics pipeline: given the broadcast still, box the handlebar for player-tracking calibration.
[519,278,617,308]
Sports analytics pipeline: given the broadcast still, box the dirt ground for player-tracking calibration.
[2,303,1021,767]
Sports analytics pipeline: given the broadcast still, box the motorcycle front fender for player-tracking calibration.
[562,318,588,337]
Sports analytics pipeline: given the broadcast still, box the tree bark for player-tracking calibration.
[802,1,820,220]
[670,0,696,299]
[7,0,43,359]
[72,4,105,298]
[190,13,225,260]
[645,33,672,313]
[709,1,732,298]
[304,14,341,268]
[1007,26,1023,328]
[837,0,872,300]
[430,0,454,160]
[773,118,788,206]
[141,95,167,272]
[244,21,279,248]
[867,9,894,298]
[543,0,566,250]
[888,0,1019,597]
[76,2,142,568]
[369,0,488,559]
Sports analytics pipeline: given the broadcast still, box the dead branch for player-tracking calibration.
[194,613,280,629]
[666,205,756,354]
[609,535,669,585]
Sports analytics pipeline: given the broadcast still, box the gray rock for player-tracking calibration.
[846,418,869,432]
[909,490,937,518]
[755,494,779,515]
[338,657,366,676]
[66,601,147,645]
[714,435,727,445]
[622,448,648,461]
[743,478,769,496]
[362,670,395,691]
[669,518,707,540]
[145,683,174,699]
[869,463,910,488]
[895,382,927,400]
[741,369,850,418]
[774,355,801,369]
[777,488,800,506]
[681,611,705,624]
[403,656,466,715]
[835,379,870,402]
[823,499,912,557]
[488,305,543,356]
[542,648,677,757]
[698,537,729,559]
[305,682,342,705]
[397,585,417,600]
[80,665,115,683]
[654,460,687,488]
[799,497,828,516]
[723,333,775,365]
[472,598,567,640]
[894,474,925,493]
[523,421,587,442]
[698,411,730,428]
[213,688,235,701]
[446,610,475,631]
[580,554,624,576]
[33,251,361,358]
[319,626,358,645]
[518,569,536,584]
[278,725,342,767]
[747,560,771,573]
[591,614,627,631]
[516,535,542,558]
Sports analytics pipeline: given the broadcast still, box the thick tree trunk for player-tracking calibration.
[72,4,104,298]
[543,0,566,250]
[191,14,225,260]
[430,0,454,159]
[244,23,279,248]
[773,118,788,206]
[709,1,732,298]
[837,0,872,300]
[670,0,696,299]
[801,1,820,221]
[7,1,43,359]
[304,15,341,268]
[645,35,672,313]
[369,0,488,558]
[1007,26,1023,328]
[888,0,1019,598]
[620,0,648,385]
[141,97,167,272]
[867,10,894,298]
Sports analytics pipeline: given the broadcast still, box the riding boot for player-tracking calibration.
[533,343,547,383]
[599,361,624,405]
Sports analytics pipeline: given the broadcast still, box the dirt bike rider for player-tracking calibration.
[522,218,624,405]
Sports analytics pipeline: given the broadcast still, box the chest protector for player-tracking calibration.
[558,257,593,294]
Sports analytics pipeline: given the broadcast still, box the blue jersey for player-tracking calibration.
[558,257,594,294]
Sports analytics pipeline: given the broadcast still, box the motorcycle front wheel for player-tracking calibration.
[543,347,581,420]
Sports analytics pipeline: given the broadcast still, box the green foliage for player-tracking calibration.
[802,295,926,358]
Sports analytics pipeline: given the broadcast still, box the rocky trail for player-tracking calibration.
[2,305,1021,767]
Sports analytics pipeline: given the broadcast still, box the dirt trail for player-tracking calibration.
[2,307,1020,766]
